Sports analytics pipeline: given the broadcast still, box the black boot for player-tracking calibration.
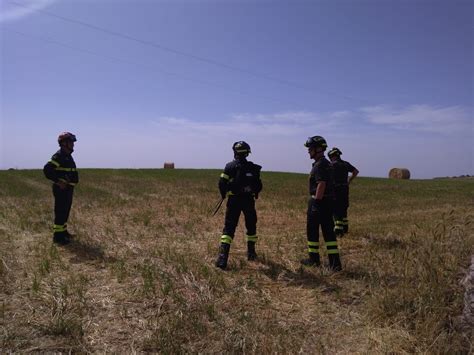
[53,232,70,245]
[247,241,257,261]
[301,252,321,266]
[328,254,342,271]
[64,230,75,239]
[215,243,230,269]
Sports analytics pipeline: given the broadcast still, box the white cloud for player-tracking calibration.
[231,110,352,128]
[151,110,351,139]
[141,105,472,177]
[361,105,473,134]
[232,111,318,124]
[0,0,56,23]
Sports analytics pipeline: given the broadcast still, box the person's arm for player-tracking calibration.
[43,159,59,183]
[348,168,359,184]
[253,164,262,199]
[310,180,326,213]
[218,164,232,198]
[43,156,68,189]
[313,160,329,200]
[314,181,326,200]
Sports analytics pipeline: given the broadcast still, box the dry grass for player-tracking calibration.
[0,169,473,353]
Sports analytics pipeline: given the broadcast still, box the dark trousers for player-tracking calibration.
[334,186,349,219]
[53,185,74,233]
[307,198,341,269]
[334,185,349,233]
[222,195,257,237]
[307,198,336,245]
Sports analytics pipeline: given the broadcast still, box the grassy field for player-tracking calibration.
[0,169,473,353]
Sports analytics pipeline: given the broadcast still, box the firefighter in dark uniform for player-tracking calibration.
[327,147,359,236]
[43,132,79,245]
[302,136,342,271]
[215,141,263,269]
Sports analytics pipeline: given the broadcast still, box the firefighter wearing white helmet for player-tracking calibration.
[43,132,79,245]
[215,141,263,269]
[302,136,342,271]
[328,147,359,236]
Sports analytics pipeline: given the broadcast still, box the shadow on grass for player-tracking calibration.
[256,257,342,292]
[65,237,117,265]
[246,255,373,291]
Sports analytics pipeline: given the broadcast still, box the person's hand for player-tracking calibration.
[311,198,322,213]
[56,180,68,190]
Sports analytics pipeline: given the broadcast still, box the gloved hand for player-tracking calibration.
[56,178,68,190]
[254,193,259,200]
[311,198,323,213]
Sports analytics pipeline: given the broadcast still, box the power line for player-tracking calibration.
[5,28,304,106]
[7,0,372,104]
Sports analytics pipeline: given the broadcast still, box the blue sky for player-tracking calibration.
[1,0,472,178]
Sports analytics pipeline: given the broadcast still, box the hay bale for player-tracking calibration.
[163,162,175,169]
[389,168,410,179]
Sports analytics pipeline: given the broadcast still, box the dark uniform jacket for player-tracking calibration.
[43,149,79,187]
[309,157,334,199]
[331,159,356,186]
[219,159,262,198]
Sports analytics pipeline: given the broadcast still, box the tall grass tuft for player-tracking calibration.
[366,211,473,352]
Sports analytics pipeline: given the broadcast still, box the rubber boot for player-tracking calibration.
[215,243,230,269]
[328,254,342,271]
[53,232,70,245]
[301,252,321,266]
[247,241,257,261]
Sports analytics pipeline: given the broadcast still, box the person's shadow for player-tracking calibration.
[255,256,342,292]
[65,236,117,266]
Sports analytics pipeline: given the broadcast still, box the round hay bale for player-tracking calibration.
[389,168,410,179]
[163,162,175,169]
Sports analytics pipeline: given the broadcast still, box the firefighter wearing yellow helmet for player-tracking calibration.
[215,141,263,269]
[302,136,342,271]
[327,147,359,236]
[43,132,79,245]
